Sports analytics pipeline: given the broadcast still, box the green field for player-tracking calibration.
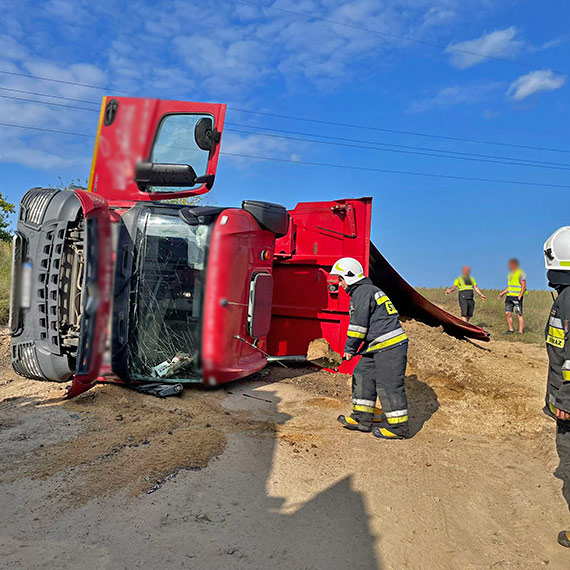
[417,287,552,345]
[0,241,11,325]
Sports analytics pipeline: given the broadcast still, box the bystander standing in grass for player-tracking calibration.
[445,265,486,323]
[499,258,527,335]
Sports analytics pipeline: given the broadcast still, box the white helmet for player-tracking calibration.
[330,257,365,285]
[544,227,570,270]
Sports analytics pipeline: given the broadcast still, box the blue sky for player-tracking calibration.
[0,0,568,289]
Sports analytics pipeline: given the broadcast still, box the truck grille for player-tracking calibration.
[12,342,43,380]
[20,188,58,228]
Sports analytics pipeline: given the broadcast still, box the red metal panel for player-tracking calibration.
[201,209,276,386]
[268,198,372,373]
[87,96,226,205]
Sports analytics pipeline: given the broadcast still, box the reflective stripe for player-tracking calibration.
[366,327,407,353]
[386,409,408,418]
[370,327,406,345]
[366,333,408,352]
[353,404,375,414]
[387,415,409,424]
[562,357,570,381]
[456,277,474,291]
[507,269,527,296]
[548,326,565,339]
[550,316,563,328]
[344,416,359,425]
[347,330,365,339]
[353,398,376,407]
[375,295,389,306]
[386,409,408,424]
[377,427,399,438]
[373,407,383,422]
[348,324,368,334]
[549,393,556,406]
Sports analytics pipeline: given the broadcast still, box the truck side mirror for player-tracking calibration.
[194,117,221,151]
[134,162,198,191]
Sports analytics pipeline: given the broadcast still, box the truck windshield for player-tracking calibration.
[128,209,211,380]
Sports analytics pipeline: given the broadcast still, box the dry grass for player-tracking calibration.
[0,241,11,325]
[416,287,552,345]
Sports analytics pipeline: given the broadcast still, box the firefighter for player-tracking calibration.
[498,258,527,334]
[330,257,410,440]
[445,265,486,323]
[543,227,570,549]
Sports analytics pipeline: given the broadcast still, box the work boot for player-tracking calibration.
[372,425,409,440]
[337,415,372,432]
[558,530,570,548]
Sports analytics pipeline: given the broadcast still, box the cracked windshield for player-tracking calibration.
[128,209,210,380]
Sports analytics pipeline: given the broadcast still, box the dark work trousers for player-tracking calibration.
[556,421,570,516]
[351,342,409,434]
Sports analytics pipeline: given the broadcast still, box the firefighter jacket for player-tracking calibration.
[545,285,570,419]
[345,278,408,356]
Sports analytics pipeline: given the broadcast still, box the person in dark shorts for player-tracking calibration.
[499,258,527,334]
[445,266,486,323]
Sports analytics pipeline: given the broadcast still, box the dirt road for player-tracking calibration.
[0,322,568,569]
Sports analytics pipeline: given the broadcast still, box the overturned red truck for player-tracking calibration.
[10,97,489,398]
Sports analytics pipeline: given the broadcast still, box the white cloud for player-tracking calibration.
[447,27,523,69]
[409,81,503,112]
[507,69,567,101]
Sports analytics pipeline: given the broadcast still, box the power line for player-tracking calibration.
[3,94,568,171]
[0,93,99,113]
[221,151,570,189]
[1,119,567,188]
[0,122,92,138]
[237,0,567,75]
[2,70,570,155]
[225,122,570,170]
[229,108,570,155]
[0,68,133,93]
[0,86,101,106]
[226,127,570,171]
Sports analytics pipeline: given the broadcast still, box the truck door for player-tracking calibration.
[268,198,372,372]
[87,97,226,205]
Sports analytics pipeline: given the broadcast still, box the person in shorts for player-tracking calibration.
[499,258,527,335]
[445,266,486,323]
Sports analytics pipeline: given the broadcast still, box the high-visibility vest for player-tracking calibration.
[507,269,528,297]
[454,276,475,291]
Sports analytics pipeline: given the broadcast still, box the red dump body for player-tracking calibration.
[268,197,488,375]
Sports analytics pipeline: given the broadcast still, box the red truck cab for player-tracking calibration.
[11,97,288,397]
